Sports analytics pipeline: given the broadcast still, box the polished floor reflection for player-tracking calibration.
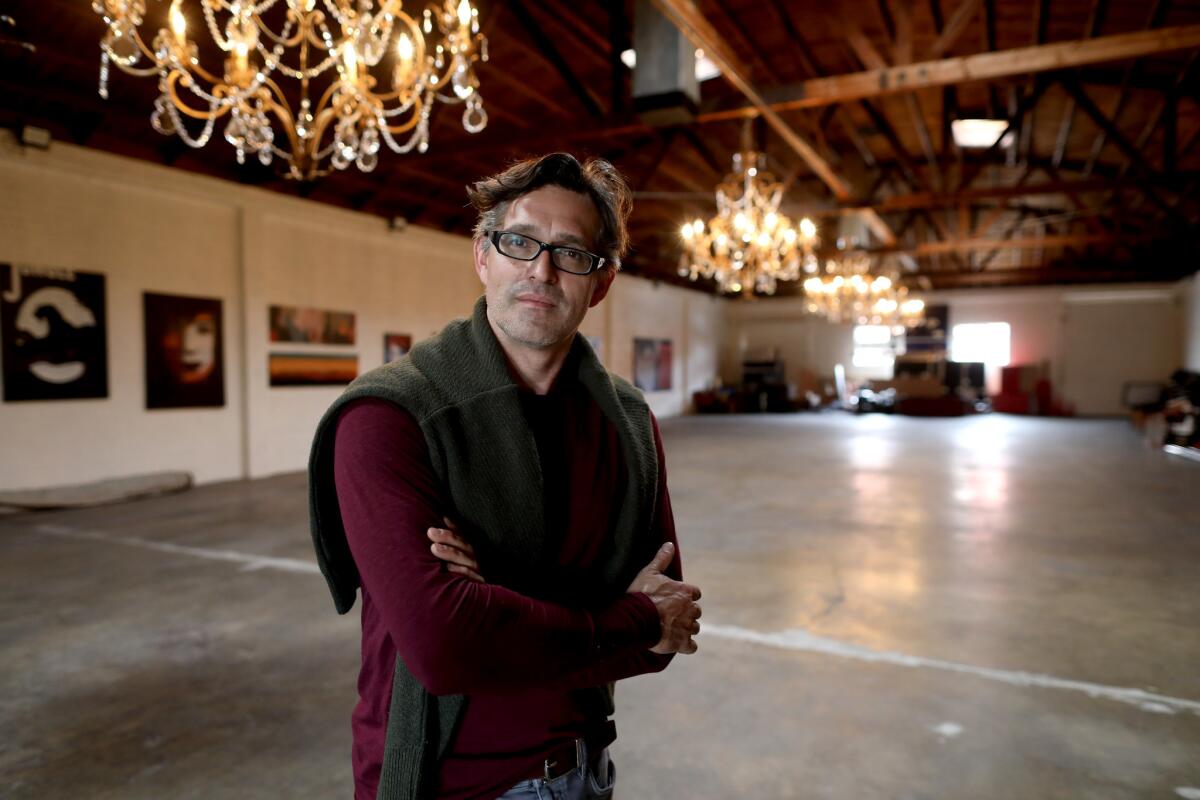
[1,414,1197,799]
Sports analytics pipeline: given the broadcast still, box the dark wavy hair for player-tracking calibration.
[467,153,633,269]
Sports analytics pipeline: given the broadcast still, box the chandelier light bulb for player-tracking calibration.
[681,222,694,240]
[169,2,187,43]
[457,0,472,28]
[397,33,414,63]
[799,217,817,240]
[873,275,892,292]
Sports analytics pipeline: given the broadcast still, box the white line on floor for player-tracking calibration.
[701,623,1200,717]
[32,523,1200,718]
[34,523,320,574]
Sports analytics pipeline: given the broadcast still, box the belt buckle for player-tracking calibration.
[543,738,583,782]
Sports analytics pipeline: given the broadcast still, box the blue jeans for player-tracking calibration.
[494,744,615,800]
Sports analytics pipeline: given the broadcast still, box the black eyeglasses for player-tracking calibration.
[488,230,607,275]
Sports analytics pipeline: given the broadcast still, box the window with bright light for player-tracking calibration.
[950,323,1011,365]
[853,325,896,369]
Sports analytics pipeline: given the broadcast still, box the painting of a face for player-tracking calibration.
[144,292,225,409]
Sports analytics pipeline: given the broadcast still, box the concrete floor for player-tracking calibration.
[2,413,1198,799]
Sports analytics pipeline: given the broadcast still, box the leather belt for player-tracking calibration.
[541,737,604,782]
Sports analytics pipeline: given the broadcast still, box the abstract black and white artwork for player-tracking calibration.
[1,263,108,402]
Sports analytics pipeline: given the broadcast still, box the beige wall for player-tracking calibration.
[1183,274,1200,373]
[0,134,723,490]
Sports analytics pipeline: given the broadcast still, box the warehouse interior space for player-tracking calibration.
[2,1,1199,798]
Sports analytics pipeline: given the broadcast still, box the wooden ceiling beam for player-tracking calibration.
[508,0,605,119]
[931,0,982,59]
[698,24,1200,117]
[650,0,898,249]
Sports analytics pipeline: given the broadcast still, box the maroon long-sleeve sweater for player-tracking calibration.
[333,378,680,800]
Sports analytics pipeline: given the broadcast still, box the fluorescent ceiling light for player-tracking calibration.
[620,48,721,82]
[951,119,1014,149]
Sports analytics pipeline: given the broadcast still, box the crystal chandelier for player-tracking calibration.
[93,0,489,180]
[802,252,925,327]
[677,151,818,295]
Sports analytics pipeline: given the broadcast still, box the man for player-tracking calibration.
[308,153,702,800]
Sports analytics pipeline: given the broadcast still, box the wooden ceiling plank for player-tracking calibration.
[1056,74,1185,226]
[982,0,1000,118]
[761,0,882,174]
[930,0,983,59]
[1083,0,1165,176]
[844,176,1113,211]
[706,0,783,85]
[508,0,605,119]
[890,0,914,67]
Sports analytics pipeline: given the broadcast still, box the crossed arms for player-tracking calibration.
[333,398,702,697]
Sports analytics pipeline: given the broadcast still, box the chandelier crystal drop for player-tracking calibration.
[802,252,926,328]
[678,151,818,296]
[93,0,490,180]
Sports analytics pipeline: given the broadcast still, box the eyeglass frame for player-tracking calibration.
[487,230,607,275]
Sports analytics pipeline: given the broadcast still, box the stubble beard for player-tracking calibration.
[492,285,578,350]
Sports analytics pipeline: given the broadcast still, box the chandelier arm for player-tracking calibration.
[378,105,421,135]
[102,46,161,77]
[165,72,234,121]
[254,9,304,47]
[173,56,229,90]
[261,94,303,158]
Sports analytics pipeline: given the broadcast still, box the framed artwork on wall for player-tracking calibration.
[1,263,109,402]
[268,353,357,386]
[633,338,673,392]
[383,333,411,364]
[269,305,355,345]
[143,292,225,409]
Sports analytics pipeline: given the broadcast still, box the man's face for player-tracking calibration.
[474,185,615,352]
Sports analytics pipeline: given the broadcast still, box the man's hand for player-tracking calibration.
[427,518,484,583]
[626,542,702,655]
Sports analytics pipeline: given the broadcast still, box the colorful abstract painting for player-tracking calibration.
[1,263,108,402]
[269,305,356,345]
[268,353,357,386]
[144,292,225,409]
[633,338,673,392]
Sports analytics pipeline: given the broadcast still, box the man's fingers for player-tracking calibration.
[428,527,476,555]
[442,516,458,530]
[447,563,485,583]
[430,542,480,571]
[645,542,674,573]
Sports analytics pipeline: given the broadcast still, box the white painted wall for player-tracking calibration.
[0,134,724,490]
[1182,274,1200,372]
